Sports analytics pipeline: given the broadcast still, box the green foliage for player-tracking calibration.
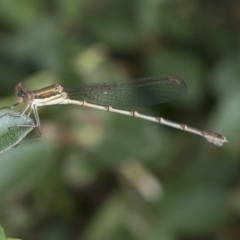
[0,225,20,240]
[0,110,34,154]
[0,1,238,240]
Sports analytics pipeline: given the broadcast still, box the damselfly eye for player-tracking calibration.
[15,83,27,98]
[18,89,26,98]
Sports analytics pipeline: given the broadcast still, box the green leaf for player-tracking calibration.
[0,225,6,240]
[0,110,34,154]
[0,225,21,240]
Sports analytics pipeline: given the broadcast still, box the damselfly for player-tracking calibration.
[1,76,227,146]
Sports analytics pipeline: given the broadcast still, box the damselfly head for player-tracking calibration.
[15,83,26,102]
[14,83,33,103]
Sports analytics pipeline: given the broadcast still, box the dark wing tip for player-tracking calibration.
[168,75,187,92]
[168,76,183,84]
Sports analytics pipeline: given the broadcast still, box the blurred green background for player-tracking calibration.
[0,0,239,240]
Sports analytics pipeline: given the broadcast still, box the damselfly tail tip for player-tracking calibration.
[204,134,228,147]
